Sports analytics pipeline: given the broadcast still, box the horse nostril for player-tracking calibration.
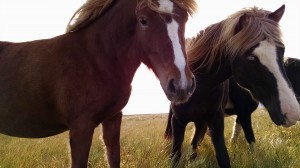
[167,79,176,94]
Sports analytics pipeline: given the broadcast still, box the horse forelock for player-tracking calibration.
[137,0,197,16]
[225,7,284,61]
[66,0,197,33]
[171,0,197,16]
[187,6,284,71]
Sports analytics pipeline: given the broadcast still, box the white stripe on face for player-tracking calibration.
[158,0,188,88]
[254,40,300,126]
[167,20,188,88]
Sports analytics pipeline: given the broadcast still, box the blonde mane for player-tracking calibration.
[187,6,284,71]
[66,0,113,32]
[66,0,197,32]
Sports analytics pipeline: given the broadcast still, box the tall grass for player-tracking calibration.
[0,109,299,167]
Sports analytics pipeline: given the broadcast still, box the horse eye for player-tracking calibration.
[139,17,148,27]
[163,15,172,23]
[247,55,257,61]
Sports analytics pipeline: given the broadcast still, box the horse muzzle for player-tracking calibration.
[165,75,196,104]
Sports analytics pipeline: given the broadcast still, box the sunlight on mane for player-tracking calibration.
[66,0,113,32]
[66,0,197,32]
[187,6,284,71]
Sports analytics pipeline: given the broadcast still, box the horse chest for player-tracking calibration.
[172,84,225,122]
[95,84,131,122]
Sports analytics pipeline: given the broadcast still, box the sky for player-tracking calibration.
[0,0,299,115]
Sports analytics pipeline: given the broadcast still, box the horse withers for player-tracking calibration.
[226,57,300,144]
[0,0,197,167]
[165,5,300,168]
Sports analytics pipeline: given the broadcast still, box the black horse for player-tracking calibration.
[226,57,300,145]
[164,5,300,168]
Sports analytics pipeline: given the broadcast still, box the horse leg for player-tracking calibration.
[69,120,96,168]
[238,111,255,145]
[164,107,173,140]
[170,115,187,164]
[230,83,258,145]
[190,122,207,160]
[102,112,122,168]
[208,111,230,168]
[230,117,242,144]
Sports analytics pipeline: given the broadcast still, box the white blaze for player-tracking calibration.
[158,0,188,88]
[254,40,300,126]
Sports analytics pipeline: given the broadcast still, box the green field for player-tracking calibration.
[0,109,299,168]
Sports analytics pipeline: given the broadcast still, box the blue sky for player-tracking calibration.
[0,0,299,115]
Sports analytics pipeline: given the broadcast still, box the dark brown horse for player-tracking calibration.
[165,5,300,168]
[0,0,197,167]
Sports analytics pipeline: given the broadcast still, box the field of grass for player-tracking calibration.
[0,109,300,168]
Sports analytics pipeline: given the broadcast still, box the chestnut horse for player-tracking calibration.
[164,5,300,168]
[0,0,197,167]
[226,57,300,144]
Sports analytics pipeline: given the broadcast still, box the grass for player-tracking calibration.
[0,109,300,167]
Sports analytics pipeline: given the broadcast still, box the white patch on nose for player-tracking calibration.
[158,0,188,88]
[254,40,300,126]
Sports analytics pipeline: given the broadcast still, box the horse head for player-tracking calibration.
[231,5,300,127]
[134,0,196,104]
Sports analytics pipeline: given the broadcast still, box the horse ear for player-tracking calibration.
[268,4,285,22]
[234,14,248,35]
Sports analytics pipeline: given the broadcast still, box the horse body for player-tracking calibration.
[285,57,300,98]
[0,5,140,137]
[0,0,197,167]
[0,37,71,137]
[165,5,300,168]
[226,57,300,144]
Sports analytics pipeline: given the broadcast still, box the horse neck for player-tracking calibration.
[193,56,232,88]
[75,0,141,84]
